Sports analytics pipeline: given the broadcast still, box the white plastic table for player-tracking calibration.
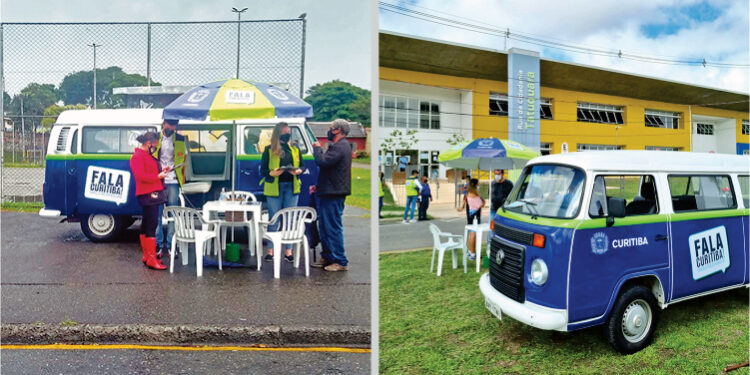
[202,200,263,270]
[463,222,491,273]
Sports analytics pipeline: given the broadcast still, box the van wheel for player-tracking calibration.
[81,214,124,243]
[604,285,659,354]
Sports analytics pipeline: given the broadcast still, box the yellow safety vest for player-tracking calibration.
[153,134,187,186]
[263,145,301,197]
[379,181,385,197]
[405,177,418,197]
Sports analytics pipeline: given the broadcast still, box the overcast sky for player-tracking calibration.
[380,0,749,94]
[1,0,372,95]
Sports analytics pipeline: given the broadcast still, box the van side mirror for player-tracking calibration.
[606,197,626,227]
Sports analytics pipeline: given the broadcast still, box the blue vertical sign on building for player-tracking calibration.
[507,48,540,151]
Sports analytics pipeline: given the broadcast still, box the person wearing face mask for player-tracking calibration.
[310,119,352,272]
[490,169,514,221]
[130,131,169,270]
[153,119,188,258]
[417,175,432,221]
[261,122,303,263]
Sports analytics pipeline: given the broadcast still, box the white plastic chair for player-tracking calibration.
[429,223,464,277]
[164,207,220,277]
[216,190,258,258]
[261,206,316,279]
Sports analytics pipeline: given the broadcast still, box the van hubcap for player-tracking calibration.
[88,214,115,236]
[621,299,651,343]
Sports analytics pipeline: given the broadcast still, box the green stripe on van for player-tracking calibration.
[46,154,132,161]
[670,208,749,222]
[577,215,670,230]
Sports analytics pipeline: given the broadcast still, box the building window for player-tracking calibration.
[420,101,440,129]
[645,146,681,151]
[577,143,623,151]
[540,98,553,120]
[742,119,749,135]
[644,109,680,129]
[380,95,420,129]
[491,93,552,120]
[696,123,714,135]
[489,92,508,116]
[577,102,624,125]
[540,142,552,155]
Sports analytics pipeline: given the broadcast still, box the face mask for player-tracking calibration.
[163,129,174,137]
[280,133,291,143]
[148,144,157,154]
[327,129,337,141]
[494,175,502,182]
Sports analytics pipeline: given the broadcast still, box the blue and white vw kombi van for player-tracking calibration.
[39,108,319,242]
[480,151,749,353]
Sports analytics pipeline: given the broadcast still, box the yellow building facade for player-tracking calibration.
[381,66,749,154]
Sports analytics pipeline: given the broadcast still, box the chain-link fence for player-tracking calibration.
[1,19,306,204]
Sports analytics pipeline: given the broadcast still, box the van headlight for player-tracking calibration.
[530,259,548,286]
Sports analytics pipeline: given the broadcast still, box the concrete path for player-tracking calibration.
[378,214,490,252]
[1,208,370,345]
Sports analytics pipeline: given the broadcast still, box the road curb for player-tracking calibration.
[1,324,370,347]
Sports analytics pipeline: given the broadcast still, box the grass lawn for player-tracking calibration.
[2,162,44,168]
[1,201,43,212]
[380,250,749,375]
[345,167,370,210]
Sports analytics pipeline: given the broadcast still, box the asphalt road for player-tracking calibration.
[378,214,489,252]
[0,348,369,375]
[1,207,370,328]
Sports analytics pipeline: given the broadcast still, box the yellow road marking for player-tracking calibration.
[1,344,370,353]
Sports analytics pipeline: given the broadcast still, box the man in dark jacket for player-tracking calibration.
[311,119,352,272]
[491,169,514,220]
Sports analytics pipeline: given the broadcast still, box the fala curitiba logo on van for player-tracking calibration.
[84,166,131,205]
[688,226,730,280]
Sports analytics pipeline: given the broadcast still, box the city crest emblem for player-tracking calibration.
[591,232,609,255]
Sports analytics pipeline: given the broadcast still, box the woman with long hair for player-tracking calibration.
[130,131,169,270]
[260,122,303,263]
[457,178,485,260]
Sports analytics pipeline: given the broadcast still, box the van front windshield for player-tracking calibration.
[505,164,585,219]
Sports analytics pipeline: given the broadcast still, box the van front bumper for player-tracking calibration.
[479,273,567,332]
[38,208,61,218]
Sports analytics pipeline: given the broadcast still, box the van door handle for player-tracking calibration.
[655,234,668,241]
[67,168,76,175]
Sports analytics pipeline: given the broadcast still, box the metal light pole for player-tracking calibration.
[231,7,248,79]
[88,43,102,108]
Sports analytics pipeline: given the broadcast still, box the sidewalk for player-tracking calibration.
[0,208,370,346]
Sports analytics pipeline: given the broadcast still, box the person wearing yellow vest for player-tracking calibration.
[261,122,303,263]
[154,119,188,258]
[402,170,422,223]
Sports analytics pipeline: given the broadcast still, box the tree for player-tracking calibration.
[2,91,11,113]
[40,104,88,132]
[304,80,371,126]
[59,66,158,108]
[12,83,58,116]
[446,132,467,146]
[379,129,417,172]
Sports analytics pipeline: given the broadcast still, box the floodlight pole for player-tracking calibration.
[232,7,248,79]
[88,43,102,109]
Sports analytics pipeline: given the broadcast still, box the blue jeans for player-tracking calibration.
[318,196,347,266]
[265,182,299,251]
[403,195,418,220]
[156,183,181,248]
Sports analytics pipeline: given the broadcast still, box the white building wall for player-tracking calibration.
[379,80,473,179]
[692,115,736,154]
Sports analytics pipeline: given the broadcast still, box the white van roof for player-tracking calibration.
[55,108,306,126]
[528,151,749,174]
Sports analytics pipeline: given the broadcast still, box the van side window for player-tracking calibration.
[82,127,155,154]
[588,175,659,217]
[71,130,78,154]
[243,127,308,155]
[737,175,749,208]
[668,175,736,212]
